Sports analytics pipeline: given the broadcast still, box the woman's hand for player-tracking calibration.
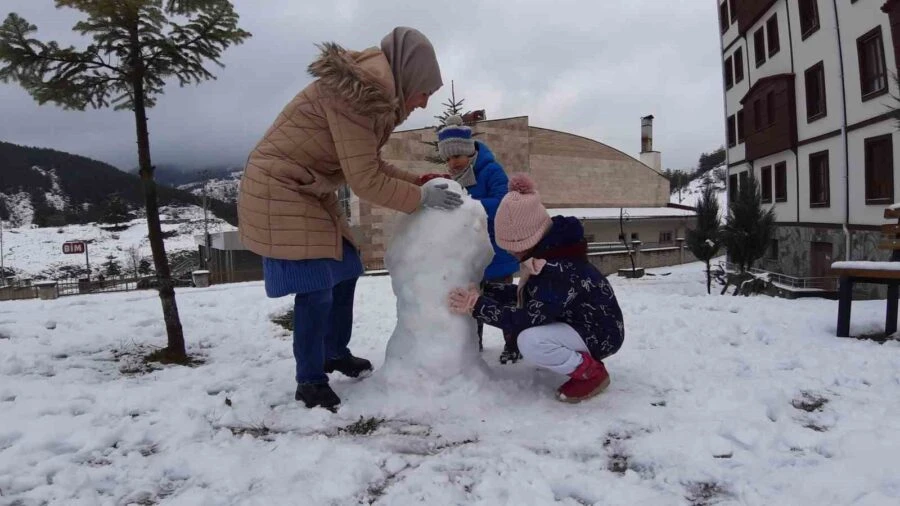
[448,285,480,314]
[420,183,463,210]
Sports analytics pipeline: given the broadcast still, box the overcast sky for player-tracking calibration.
[0,0,724,173]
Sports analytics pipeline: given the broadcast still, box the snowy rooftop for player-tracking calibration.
[548,207,696,220]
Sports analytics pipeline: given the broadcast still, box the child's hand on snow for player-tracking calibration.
[448,286,480,315]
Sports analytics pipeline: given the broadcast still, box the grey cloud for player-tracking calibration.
[0,0,724,173]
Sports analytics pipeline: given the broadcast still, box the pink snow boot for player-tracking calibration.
[557,352,610,403]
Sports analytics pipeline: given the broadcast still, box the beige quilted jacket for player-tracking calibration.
[238,43,421,260]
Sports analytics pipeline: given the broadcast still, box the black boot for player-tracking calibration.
[295,383,341,411]
[499,340,522,364]
[324,355,373,378]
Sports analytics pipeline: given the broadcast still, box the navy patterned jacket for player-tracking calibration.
[473,216,625,361]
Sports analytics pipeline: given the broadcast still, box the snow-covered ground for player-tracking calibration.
[1,262,899,505]
[670,166,727,213]
[1,205,235,279]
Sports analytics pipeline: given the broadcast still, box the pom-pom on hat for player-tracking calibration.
[494,173,552,253]
[436,115,476,160]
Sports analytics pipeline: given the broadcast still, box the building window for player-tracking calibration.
[734,47,744,83]
[727,114,737,147]
[659,231,674,244]
[729,0,737,23]
[767,14,780,57]
[719,1,729,34]
[799,0,820,40]
[809,150,830,208]
[804,61,827,122]
[753,99,763,131]
[739,171,749,192]
[775,161,788,202]
[754,27,766,67]
[631,233,640,241]
[865,134,894,204]
[724,56,734,90]
[729,173,739,202]
[766,91,776,126]
[768,239,779,261]
[761,165,773,203]
[737,109,745,143]
[338,184,352,221]
[858,27,888,101]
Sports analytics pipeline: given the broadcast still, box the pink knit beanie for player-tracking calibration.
[495,174,552,253]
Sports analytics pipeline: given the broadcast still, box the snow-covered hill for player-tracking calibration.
[1,205,235,280]
[0,166,71,227]
[178,170,241,203]
[669,165,728,212]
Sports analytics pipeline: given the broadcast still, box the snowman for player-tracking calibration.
[378,178,495,392]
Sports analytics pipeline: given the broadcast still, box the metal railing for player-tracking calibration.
[724,263,838,291]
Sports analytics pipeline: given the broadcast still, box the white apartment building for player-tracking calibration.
[718,0,899,281]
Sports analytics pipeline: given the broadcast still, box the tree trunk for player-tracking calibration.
[130,29,186,361]
[705,259,711,295]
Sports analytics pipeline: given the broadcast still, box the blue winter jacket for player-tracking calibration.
[473,216,625,361]
[468,141,519,280]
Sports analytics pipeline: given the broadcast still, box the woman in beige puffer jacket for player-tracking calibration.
[238,27,460,410]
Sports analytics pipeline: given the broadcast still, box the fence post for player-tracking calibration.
[632,240,642,267]
[676,237,685,264]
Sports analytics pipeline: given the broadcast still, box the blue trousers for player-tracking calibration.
[293,277,358,384]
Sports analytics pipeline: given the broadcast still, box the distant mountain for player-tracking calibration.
[0,141,237,227]
[133,164,241,187]
[178,170,242,203]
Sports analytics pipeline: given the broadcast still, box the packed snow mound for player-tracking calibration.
[379,178,495,392]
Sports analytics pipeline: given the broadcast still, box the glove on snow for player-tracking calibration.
[420,183,463,210]
[417,173,451,185]
[448,286,480,314]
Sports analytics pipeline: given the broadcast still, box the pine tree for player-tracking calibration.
[0,1,250,363]
[686,184,722,294]
[103,254,122,276]
[101,195,130,226]
[722,170,776,274]
[422,80,478,165]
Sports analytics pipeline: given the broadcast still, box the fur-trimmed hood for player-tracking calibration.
[307,42,400,117]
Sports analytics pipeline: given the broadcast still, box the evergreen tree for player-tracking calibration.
[422,81,478,165]
[103,254,122,276]
[721,170,776,274]
[0,0,250,363]
[139,258,153,275]
[686,184,722,294]
[101,195,131,225]
[696,147,726,176]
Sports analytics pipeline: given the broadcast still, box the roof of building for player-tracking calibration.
[547,207,696,220]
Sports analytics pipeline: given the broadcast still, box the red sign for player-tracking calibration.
[63,241,86,254]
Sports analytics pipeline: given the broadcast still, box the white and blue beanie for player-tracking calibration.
[437,115,476,160]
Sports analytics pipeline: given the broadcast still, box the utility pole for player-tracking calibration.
[1,217,5,286]
[201,170,211,270]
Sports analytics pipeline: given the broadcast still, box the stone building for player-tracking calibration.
[346,115,695,272]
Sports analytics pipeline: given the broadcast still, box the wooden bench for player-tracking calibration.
[830,207,900,337]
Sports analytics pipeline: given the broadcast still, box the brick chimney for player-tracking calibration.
[639,115,662,172]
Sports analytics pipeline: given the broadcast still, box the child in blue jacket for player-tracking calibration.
[420,115,521,363]
[447,174,625,402]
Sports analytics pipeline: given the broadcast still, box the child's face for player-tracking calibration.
[446,154,472,175]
